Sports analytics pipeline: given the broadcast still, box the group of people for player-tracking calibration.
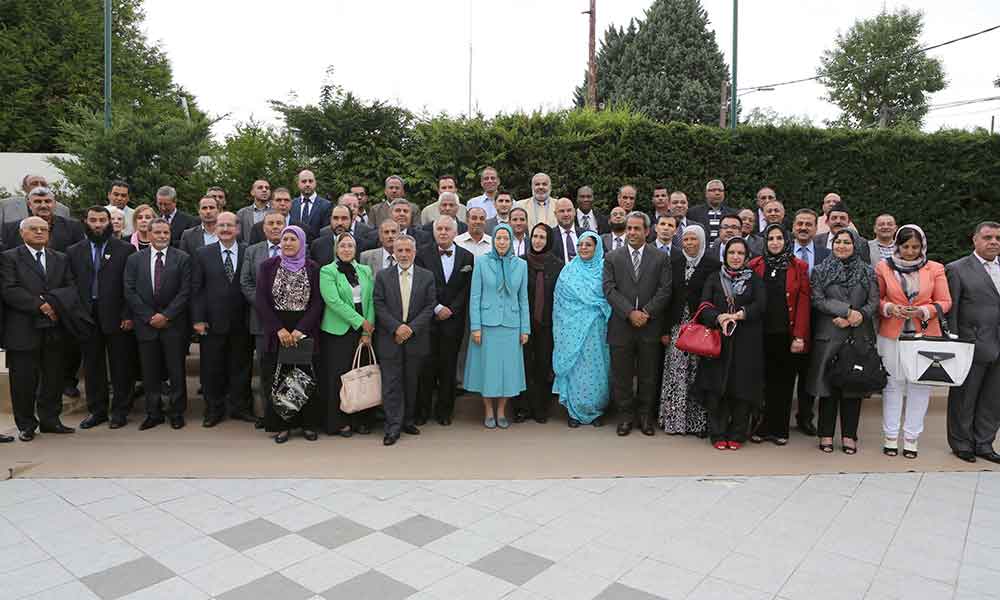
[1,169,998,463]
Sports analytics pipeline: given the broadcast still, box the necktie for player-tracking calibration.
[387,255,396,269]
[987,262,1000,295]
[581,214,591,231]
[91,245,101,299]
[400,269,411,321]
[35,250,45,275]
[154,251,165,297]
[269,244,279,258]
[565,230,576,260]
[615,237,623,250]
[223,249,234,282]
[301,198,311,221]
[632,248,641,279]
[660,244,669,254]
[439,248,453,257]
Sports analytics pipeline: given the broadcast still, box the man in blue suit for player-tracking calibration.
[291,170,332,242]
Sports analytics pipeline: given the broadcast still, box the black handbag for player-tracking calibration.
[827,329,888,395]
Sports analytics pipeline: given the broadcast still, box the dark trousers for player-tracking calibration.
[255,335,273,418]
[200,330,253,418]
[793,351,814,427]
[817,389,861,439]
[706,392,750,443]
[417,328,463,421]
[138,332,188,418]
[83,315,135,419]
[758,333,796,439]
[63,339,81,389]
[8,330,65,432]
[319,330,374,433]
[947,360,1000,455]
[518,324,554,419]
[381,352,423,436]
[610,337,660,424]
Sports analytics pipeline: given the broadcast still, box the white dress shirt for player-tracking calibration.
[976,251,1000,295]
[455,232,492,259]
[557,226,578,263]
[219,240,238,266]
[577,209,597,232]
[609,234,627,251]
[512,235,527,257]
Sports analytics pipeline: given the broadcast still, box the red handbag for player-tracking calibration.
[674,302,722,358]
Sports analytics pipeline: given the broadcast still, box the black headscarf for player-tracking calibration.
[811,229,872,292]
[762,224,793,273]
[526,223,553,272]
[334,232,360,286]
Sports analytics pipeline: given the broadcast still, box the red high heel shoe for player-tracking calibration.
[713,441,728,450]
[728,441,742,450]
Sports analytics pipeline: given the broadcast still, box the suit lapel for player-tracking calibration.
[971,257,1000,300]
[20,246,46,283]
[386,267,403,319]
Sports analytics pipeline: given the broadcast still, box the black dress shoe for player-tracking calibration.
[79,415,108,429]
[797,421,817,436]
[0,434,14,443]
[414,416,428,426]
[303,429,318,441]
[437,417,452,426]
[354,423,371,435]
[202,415,223,428]
[139,417,164,431]
[512,412,527,424]
[383,433,399,446]
[109,416,127,429]
[402,424,420,435]
[63,385,81,399]
[592,416,605,427]
[568,418,581,428]
[955,450,977,463]
[254,417,265,430]
[534,416,548,424]
[640,419,655,436]
[617,422,632,436]
[976,451,1000,464]
[40,423,75,434]
[170,416,185,430]
[229,411,257,423]
[18,430,35,442]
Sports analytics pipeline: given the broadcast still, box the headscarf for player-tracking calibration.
[886,224,928,301]
[334,232,360,286]
[483,223,518,295]
[553,231,611,376]
[719,237,753,299]
[811,228,872,292]
[279,225,307,273]
[526,223,553,273]
[681,224,706,270]
[762,223,793,273]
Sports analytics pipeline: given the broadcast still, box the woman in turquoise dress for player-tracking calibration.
[552,231,612,426]
[464,224,531,429]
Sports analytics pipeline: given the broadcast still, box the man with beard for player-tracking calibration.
[601,206,629,253]
[515,173,557,228]
[68,207,137,429]
[236,179,271,242]
[310,205,354,266]
[484,190,514,235]
[335,193,373,244]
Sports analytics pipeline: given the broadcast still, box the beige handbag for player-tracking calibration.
[340,343,382,414]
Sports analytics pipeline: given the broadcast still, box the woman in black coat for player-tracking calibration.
[516,223,564,423]
[694,237,766,450]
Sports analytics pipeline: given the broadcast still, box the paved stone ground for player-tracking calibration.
[0,473,997,599]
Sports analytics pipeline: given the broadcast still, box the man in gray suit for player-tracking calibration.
[0,174,71,223]
[601,206,629,253]
[946,221,1000,464]
[180,196,220,257]
[868,213,897,264]
[360,219,400,275]
[373,234,436,446]
[236,180,271,242]
[603,211,672,437]
[815,202,871,264]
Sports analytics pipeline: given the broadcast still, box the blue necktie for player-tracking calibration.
[91,244,101,299]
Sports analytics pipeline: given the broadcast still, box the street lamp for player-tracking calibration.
[104,0,112,129]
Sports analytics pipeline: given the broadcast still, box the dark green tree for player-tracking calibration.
[199,120,303,205]
[818,8,946,128]
[573,0,730,124]
[0,0,198,152]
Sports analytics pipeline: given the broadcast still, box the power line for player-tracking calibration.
[738,23,1000,93]
[926,95,1000,111]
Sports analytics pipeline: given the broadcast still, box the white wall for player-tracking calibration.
[0,153,74,194]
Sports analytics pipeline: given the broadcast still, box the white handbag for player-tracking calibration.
[340,343,382,413]
[897,304,974,387]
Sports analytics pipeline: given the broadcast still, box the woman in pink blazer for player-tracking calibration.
[875,225,952,458]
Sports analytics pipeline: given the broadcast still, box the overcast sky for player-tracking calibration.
[142,0,1000,139]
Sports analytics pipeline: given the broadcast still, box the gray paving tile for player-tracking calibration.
[298,516,374,549]
[595,582,666,599]
[211,518,290,552]
[380,514,457,547]
[469,545,554,586]
[320,570,417,600]
[80,556,174,599]
[215,572,314,600]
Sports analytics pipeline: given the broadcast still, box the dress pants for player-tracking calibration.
[518,324,553,419]
[63,339,81,390]
[610,337,660,424]
[8,329,65,432]
[882,375,931,440]
[417,327,463,421]
[758,333,796,439]
[138,331,188,418]
[818,389,861,440]
[318,330,374,433]
[705,392,750,443]
[83,307,135,419]
[200,330,253,419]
[947,360,1000,455]
[381,352,423,436]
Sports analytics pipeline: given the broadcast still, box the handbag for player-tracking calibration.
[271,364,316,421]
[897,303,974,387]
[674,301,722,358]
[827,328,888,395]
[340,342,382,414]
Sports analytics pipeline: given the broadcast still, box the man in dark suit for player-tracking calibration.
[366,199,431,250]
[192,212,254,427]
[646,185,673,241]
[737,209,765,256]
[687,179,738,242]
[708,214,754,262]
[373,234,436,446]
[420,193,468,237]
[1,217,78,440]
[248,188,294,245]
[334,193,374,245]
[814,202,871,264]
[602,206,629,253]
[602,212,672,436]
[67,207,137,429]
[310,205,355,267]
[947,221,1000,464]
[180,196,221,257]
[155,186,198,248]
[484,190,515,236]
[291,170,332,242]
[550,197,585,264]
[575,186,609,234]
[125,218,192,431]
[414,216,474,426]
[752,189,794,235]
[236,179,271,242]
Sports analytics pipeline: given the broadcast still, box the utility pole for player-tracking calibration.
[729,0,738,130]
[719,80,728,127]
[583,0,597,108]
[468,42,473,118]
[104,0,112,129]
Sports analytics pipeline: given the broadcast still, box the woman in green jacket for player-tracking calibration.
[318,232,376,436]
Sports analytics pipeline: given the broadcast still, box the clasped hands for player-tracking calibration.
[628,309,650,328]
[277,328,305,347]
[832,309,863,329]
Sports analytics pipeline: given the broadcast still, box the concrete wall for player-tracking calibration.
[0,153,73,195]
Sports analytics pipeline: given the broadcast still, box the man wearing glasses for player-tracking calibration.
[687,179,738,241]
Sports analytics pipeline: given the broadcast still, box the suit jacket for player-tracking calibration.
[868,239,892,266]
[66,236,136,334]
[876,260,950,339]
[254,258,323,354]
[360,247,392,276]
[165,211,198,247]
[602,232,629,254]
[549,225,587,264]
[291,195,333,240]
[318,261,375,336]
[370,199,419,229]
[192,242,248,334]
[814,232,872,264]
[180,224,213,257]
[515,197,558,228]
[947,255,1000,364]
[484,217,509,236]
[247,215,297,246]
[236,204,269,242]
[415,243,475,337]
[312,223,374,253]
[0,197,71,223]
[686,203,738,236]
[373,264,437,359]
[602,243,672,343]
[2,215,84,252]
[239,239,280,335]
[420,201,468,225]
[577,211,610,235]
[469,256,530,332]
[421,219,467,237]
[364,225,430,251]
[0,246,75,350]
[124,247,192,341]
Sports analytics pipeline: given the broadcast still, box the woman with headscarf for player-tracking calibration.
[255,225,324,443]
[806,229,879,454]
[516,223,564,424]
[659,224,718,435]
[553,231,612,427]
[693,237,766,450]
[875,225,951,458]
[748,224,811,445]
[464,223,530,429]
[318,232,376,437]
